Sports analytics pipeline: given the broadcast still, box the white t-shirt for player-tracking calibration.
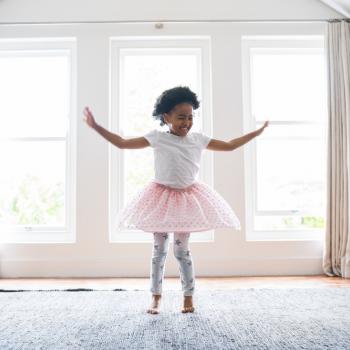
[143,129,211,189]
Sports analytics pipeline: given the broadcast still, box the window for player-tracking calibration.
[0,39,76,243]
[241,36,327,241]
[109,37,213,242]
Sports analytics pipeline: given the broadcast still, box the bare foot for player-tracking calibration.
[182,295,195,313]
[147,294,162,314]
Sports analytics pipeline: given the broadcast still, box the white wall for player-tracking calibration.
[0,0,341,23]
[0,0,339,277]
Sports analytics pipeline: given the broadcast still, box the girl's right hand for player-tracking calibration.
[83,106,97,129]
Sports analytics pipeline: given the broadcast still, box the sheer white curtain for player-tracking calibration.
[323,19,350,278]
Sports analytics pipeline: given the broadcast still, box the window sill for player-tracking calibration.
[0,231,75,244]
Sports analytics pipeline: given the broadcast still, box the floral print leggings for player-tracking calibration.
[150,232,195,296]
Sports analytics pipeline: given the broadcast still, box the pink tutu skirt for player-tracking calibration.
[116,180,241,233]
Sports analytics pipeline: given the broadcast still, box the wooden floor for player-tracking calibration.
[0,275,349,290]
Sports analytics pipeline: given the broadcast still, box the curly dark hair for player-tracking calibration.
[152,86,200,126]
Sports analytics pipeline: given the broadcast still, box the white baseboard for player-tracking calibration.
[0,256,324,277]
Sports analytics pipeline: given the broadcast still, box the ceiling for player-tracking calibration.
[319,0,350,17]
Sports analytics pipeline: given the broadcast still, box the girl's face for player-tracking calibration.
[163,103,194,137]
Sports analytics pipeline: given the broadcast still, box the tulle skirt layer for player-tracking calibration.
[116,180,241,233]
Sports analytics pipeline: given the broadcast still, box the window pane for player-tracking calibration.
[124,150,154,200]
[249,47,327,231]
[262,123,326,139]
[0,141,65,227]
[250,48,327,122]
[0,51,70,138]
[121,52,201,135]
[254,215,325,231]
[120,50,201,201]
[256,137,326,212]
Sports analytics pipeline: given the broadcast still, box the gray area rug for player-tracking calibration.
[0,288,349,350]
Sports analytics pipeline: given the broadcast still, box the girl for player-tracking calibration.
[83,86,269,315]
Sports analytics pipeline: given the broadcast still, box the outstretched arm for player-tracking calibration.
[206,121,269,151]
[83,106,150,149]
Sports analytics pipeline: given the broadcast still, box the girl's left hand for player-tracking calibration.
[262,120,269,129]
[256,120,269,136]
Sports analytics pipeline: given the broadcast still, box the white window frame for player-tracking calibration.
[0,38,77,244]
[241,35,327,242]
[109,36,214,243]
